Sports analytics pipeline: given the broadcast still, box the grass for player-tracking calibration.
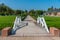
[0,16,16,30]
[44,16,60,29]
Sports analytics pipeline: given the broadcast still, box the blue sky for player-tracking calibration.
[0,0,60,10]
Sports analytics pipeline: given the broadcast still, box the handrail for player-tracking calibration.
[41,17,49,33]
[12,17,17,34]
[12,16,27,34]
[37,17,49,33]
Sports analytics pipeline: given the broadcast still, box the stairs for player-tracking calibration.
[12,17,28,34]
[11,21,51,37]
[11,15,52,37]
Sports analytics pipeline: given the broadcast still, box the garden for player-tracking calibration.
[44,16,60,29]
[0,3,46,31]
[0,16,16,30]
[0,3,27,30]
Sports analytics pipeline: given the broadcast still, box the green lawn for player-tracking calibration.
[44,16,60,29]
[0,16,16,30]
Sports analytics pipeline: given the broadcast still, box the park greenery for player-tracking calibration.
[0,3,60,30]
[44,16,60,29]
[0,3,44,30]
[0,16,16,30]
[29,9,44,20]
[0,3,44,18]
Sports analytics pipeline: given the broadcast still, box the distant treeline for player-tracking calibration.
[0,3,44,16]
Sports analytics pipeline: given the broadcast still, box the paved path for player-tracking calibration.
[0,15,59,40]
[11,15,50,36]
[0,36,60,40]
[24,15,36,22]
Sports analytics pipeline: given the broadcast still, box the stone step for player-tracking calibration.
[11,15,50,37]
[10,33,53,37]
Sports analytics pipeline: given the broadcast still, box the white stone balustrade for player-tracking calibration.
[37,17,49,33]
[12,16,28,34]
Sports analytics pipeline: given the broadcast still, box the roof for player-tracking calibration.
[46,9,60,13]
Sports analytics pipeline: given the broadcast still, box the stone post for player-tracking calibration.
[1,27,11,37]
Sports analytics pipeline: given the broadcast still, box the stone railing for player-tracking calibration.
[1,27,11,37]
[50,27,60,37]
[12,16,28,34]
[41,17,49,33]
[37,17,49,33]
[12,16,21,34]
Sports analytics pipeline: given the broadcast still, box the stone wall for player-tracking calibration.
[50,27,60,37]
[47,12,60,16]
[1,27,11,37]
[57,12,60,16]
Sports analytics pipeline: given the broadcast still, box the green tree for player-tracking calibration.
[36,10,43,15]
[29,9,35,16]
[48,6,53,11]
[0,3,14,15]
[15,10,22,16]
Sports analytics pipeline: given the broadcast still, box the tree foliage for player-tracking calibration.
[0,3,44,18]
[0,3,14,16]
[48,6,53,11]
